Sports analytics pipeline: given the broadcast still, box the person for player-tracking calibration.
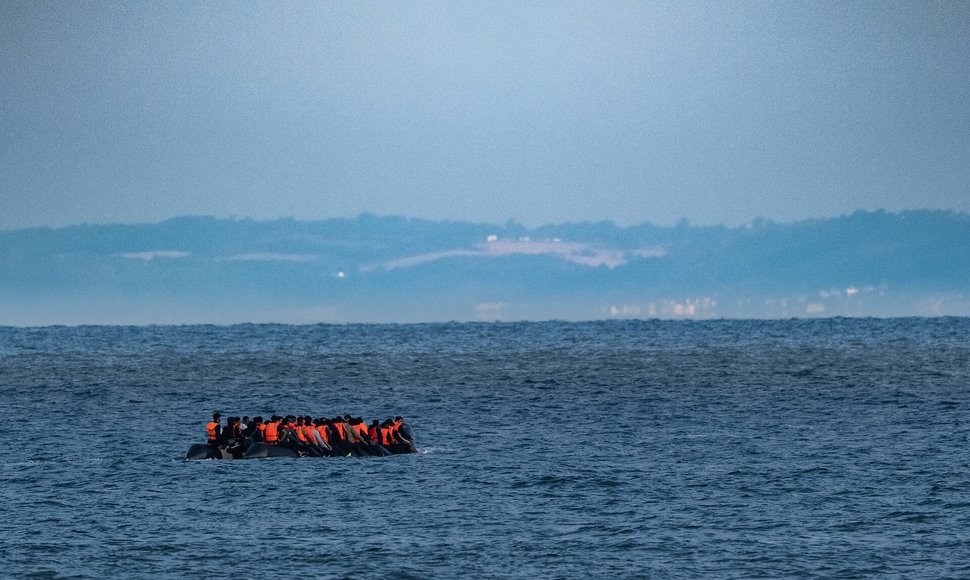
[278,416,310,456]
[301,416,331,457]
[263,416,280,445]
[292,416,309,444]
[334,416,367,457]
[321,417,351,456]
[395,416,416,448]
[314,418,331,446]
[220,417,242,445]
[221,417,249,458]
[312,418,334,455]
[382,418,416,454]
[250,416,265,442]
[205,413,222,446]
[378,419,397,451]
[351,417,389,456]
[195,410,415,457]
[241,416,255,438]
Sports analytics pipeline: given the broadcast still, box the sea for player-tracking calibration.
[1,318,969,578]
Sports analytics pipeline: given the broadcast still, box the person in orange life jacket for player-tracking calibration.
[321,418,353,456]
[331,417,347,441]
[278,416,310,456]
[302,416,324,446]
[205,413,222,445]
[299,416,313,442]
[378,419,396,447]
[354,417,391,456]
[354,417,384,456]
[381,418,414,454]
[311,418,334,454]
[293,416,309,442]
[298,415,330,457]
[313,417,331,445]
[334,416,368,457]
[348,417,385,456]
[351,417,368,442]
[292,415,322,456]
[263,416,281,445]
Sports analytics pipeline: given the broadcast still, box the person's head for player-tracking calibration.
[371,419,379,426]
[344,414,352,421]
[212,413,221,422]
[296,417,304,426]
[242,416,250,424]
[305,415,313,424]
[395,416,403,422]
[253,416,262,424]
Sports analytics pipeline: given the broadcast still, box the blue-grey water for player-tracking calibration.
[2,318,969,578]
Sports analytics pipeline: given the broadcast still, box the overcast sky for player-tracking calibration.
[2,1,968,230]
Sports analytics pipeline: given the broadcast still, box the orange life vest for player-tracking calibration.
[316,425,330,445]
[264,422,279,443]
[380,426,393,446]
[205,421,219,442]
[368,425,379,442]
[293,424,307,442]
[301,424,316,442]
[353,423,368,440]
[333,422,346,441]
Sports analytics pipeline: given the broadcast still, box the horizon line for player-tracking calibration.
[2,313,967,330]
[2,207,968,234]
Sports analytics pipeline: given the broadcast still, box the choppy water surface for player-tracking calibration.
[2,318,969,578]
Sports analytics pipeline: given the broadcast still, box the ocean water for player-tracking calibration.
[1,318,969,578]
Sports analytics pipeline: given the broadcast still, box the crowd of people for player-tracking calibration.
[204,413,416,457]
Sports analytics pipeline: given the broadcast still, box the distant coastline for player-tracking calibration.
[2,210,968,325]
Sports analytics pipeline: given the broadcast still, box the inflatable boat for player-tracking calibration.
[185,440,414,460]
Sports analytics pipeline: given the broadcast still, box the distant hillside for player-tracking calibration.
[1,210,968,325]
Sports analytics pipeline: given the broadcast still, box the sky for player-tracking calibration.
[2,1,969,230]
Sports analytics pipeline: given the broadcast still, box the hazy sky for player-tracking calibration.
[2,1,968,230]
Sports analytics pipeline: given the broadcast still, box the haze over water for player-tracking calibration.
[3,318,969,577]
